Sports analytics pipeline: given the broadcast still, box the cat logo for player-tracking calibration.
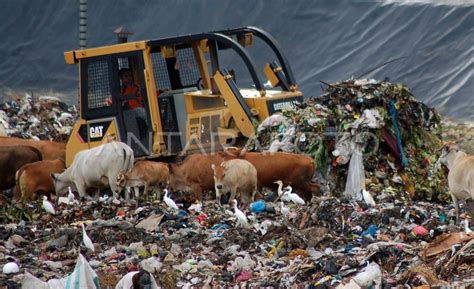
[90,126,104,138]
[78,121,112,143]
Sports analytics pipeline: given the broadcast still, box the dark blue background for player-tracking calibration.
[0,0,472,120]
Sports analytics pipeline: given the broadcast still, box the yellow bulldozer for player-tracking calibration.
[63,26,303,166]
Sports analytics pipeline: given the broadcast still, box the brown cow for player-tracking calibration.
[169,153,223,201]
[0,146,43,191]
[225,149,320,200]
[116,160,169,200]
[169,149,319,201]
[15,159,65,201]
[0,136,65,160]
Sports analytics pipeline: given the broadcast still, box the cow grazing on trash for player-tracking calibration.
[51,142,134,200]
[116,160,169,201]
[212,159,258,206]
[0,146,43,191]
[0,136,65,160]
[223,149,320,200]
[439,143,474,223]
[168,153,224,201]
[168,148,319,201]
[15,159,65,201]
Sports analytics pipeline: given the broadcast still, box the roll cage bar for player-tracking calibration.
[148,26,296,93]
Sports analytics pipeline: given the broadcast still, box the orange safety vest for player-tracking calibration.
[121,84,143,110]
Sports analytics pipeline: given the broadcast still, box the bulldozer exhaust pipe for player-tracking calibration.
[79,0,87,49]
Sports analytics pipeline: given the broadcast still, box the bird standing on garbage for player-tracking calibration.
[67,186,75,203]
[274,180,284,201]
[81,223,95,252]
[282,190,305,205]
[232,199,248,227]
[362,189,376,207]
[42,196,55,215]
[282,186,294,202]
[463,219,473,234]
[163,189,179,211]
[274,181,291,202]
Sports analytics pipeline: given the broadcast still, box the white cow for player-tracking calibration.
[52,142,134,200]
[440,144,474,223]
[211,159,258,206]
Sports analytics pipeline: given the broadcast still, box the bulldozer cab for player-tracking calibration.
[64,27,303,166]
[79,52,152,156]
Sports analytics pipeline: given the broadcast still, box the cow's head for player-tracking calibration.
[211,163,226,191]
[438,141,463,169]
[167,163,191,192]
[50,173,69,197]
[116,171,129,193]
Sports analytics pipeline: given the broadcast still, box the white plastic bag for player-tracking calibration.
[333,133,352,165]
[344,143,365,200]
[352,261,382,287]
[22,254,99,289]
[115,271,159,289]
[257,114,287,132]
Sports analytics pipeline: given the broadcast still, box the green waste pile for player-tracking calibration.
[247,79,449,202]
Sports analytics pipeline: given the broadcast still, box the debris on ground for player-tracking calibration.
[1,194,473,287]
[1,84,473,288]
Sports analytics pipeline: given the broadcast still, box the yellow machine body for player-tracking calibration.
[64,27,303,165]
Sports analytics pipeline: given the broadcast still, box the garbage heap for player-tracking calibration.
[0,94,78,142]
[248,79,449,202]
[2,194,472,288]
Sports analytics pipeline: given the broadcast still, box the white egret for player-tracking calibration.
[283,190,305,205]
[232,199,248,227]
[282,186,293,202]
[163,189,179,211]
[463,219,472,234]
[67,186,75,203]
[274,180,290,201]
[362,189,376,207]
[42,196,56,215]
[81,223,95,252]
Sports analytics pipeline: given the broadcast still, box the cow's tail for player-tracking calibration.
[28,146,43,161]
[123,148,134,172]
[15,168,25,200]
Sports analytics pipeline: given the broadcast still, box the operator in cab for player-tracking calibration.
[119,67,143,110]
[118,67,148,139]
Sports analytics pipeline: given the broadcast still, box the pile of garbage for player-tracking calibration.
[249,79,449,202]
[1,193,473,288]
[1,84,473,288]
[0,94,78,142]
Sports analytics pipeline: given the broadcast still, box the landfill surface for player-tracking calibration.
[1,81,473,288]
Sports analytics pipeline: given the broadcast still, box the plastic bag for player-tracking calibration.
[115,271,159,289]
[349,109,383,130]
[22,254,99,289]
[352,261,382,287]
[344,143,365,200]
[257,114,287,132]
[333,133,352,165]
